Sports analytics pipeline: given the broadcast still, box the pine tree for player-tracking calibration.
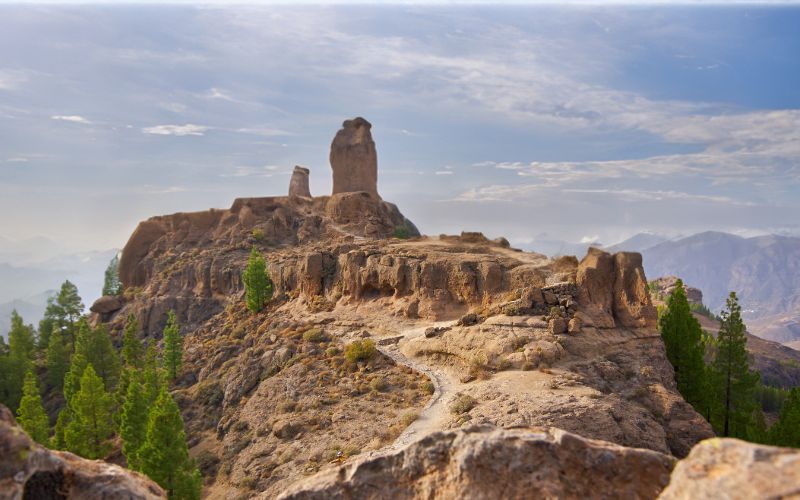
[103,253,122,296]
[1,311,36,410]
[711,292,759,438]
[74,319,120,391]
[139,388,202,499]
[122,314,144,369]
[52,407,71,450]
[242,246,273,313]
[55,280,84,351]
[63,352,88,405]
[16,370,50,445]
[120,375,148,470]
[143,343,164,405]
[65,364,115,459]
[38,296,58,351]
[771,387,800,447]
[46,326,70,391]
[163,311,182,381]
[659,280,708,411]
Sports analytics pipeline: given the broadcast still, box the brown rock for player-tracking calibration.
[659,438,800,499]
[89,295,124,315]
[568,317,582,334]
[613,252,658,328]
[276,426,675,500]
[548,317,567,334]
[576,247,616,328]
[330,117,378,197]
[0,405,164,499]
[288,166,311,198]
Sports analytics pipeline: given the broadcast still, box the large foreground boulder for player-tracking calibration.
[277,426,675,500]
[0,405,164,500]
[659,438,800,499]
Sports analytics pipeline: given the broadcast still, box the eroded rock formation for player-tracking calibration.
[659,438,800,499]
[577,247,658,329]
[288,166,311,198]
[277,426,676,500]
[330,117,378,197]
[0,405,164,500]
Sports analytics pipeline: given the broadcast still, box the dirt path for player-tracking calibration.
[376,321,463,449]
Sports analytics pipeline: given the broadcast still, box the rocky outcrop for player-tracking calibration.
[330,117,378,197]
[277,426,676,500]
[649,276,703,304]
[576,248,657,328]
[0,405,164,500]
[288,166,311,198]
[659,438,800,499]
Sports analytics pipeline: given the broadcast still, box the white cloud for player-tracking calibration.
[0,69,30,91]
[435,170,453,175]
[219,165,282,177]
[5,157,29,163]
[580,235,600,244]
[141,124,209,136]
[235,127,292,137]
[51,115,92,124]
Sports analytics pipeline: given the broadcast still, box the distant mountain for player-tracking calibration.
[0,247,119,338]
[604,233,672,253]
[521,238,600,258]
[638,231,800,345]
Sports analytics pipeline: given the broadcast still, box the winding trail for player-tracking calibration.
[376,321,462,449]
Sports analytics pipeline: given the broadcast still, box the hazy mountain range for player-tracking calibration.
[0,236,117,338]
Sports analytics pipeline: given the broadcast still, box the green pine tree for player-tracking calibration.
[658,280,709,411]
[55,280,84,351]
[52,407,71,450]
[120,375,148,470]
[143,343,164,405]
[64,364,115,459]
[63,352,88,405]
[103,253,122,296]
[1,311,36,410]
[139,388,202,499]
[74,319,120,391]
[163,311,183,381]
[771,387,800,447]
[122,314,144,369]
[242,246,273,313]
[16,370,50,445]
[710,292,760,438]
[46,326,70,391]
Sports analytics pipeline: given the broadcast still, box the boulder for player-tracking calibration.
[568,317,582,334]
[329,117,378,197]
[288,166,311,198]
[276,426,675,500]
[0,405,164,499]
[548,317,567,335]
[659,438,800,499]
[89,295,124,315]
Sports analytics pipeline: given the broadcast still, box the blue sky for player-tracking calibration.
[1,3,799,250]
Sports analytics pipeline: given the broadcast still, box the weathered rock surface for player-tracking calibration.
[288,165,311,198]
[649,275,703,305]
[330,117,378,197]
[277,426,676,500]
[576,248,658,328]
[659,438,800,499]
[0,405,164,500]
[89,295,124,315]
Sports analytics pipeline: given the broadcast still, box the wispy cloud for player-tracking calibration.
[219,165,282,177]
[51,115,92,124]
[0,69,30,91]
[141,124,209,136]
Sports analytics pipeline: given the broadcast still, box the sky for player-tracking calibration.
[1,3,799,251]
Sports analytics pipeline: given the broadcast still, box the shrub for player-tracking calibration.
[400,410,419,426]
[449,394,477,415]
[370,376,388,392]
[422,380,435,394]
[344,340,376,363]
[196,380,224,407]
[325,346,340,357]
[302,328,325,343]
[252,228,265,241]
